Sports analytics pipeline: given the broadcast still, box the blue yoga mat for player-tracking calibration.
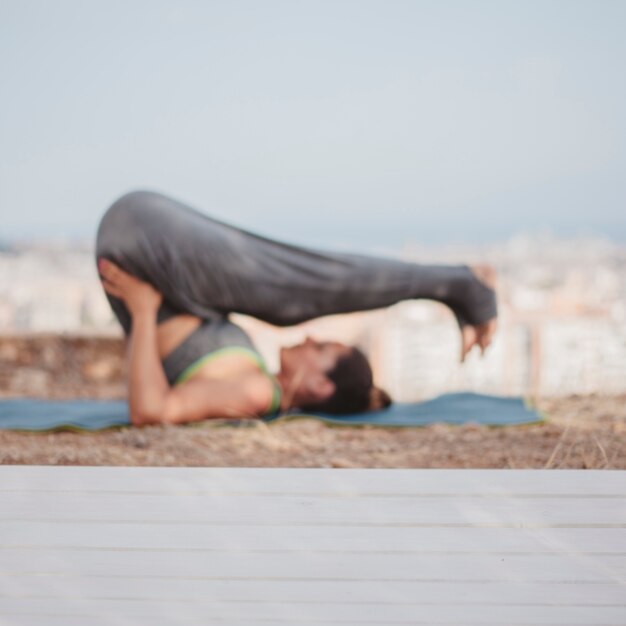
[0,393,543,431]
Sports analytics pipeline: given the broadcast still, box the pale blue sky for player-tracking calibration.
[1,0,624,250]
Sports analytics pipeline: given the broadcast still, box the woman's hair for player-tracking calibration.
[301,347,393,415]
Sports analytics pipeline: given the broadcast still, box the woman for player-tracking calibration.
[96,190,497,426]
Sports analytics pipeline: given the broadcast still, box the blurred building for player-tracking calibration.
[1,234,625,397]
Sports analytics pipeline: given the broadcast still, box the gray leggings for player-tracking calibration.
[95,190,497,336]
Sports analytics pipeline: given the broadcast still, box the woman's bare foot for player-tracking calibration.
[460,264,498,362]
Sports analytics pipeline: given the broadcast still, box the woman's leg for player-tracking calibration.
[95,190,496,332]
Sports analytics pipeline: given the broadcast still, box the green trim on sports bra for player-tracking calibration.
[173,346,282,415]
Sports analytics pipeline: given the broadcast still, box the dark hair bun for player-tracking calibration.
[368,386,392,411]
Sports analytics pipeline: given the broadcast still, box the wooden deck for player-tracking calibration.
[0,467,624,625]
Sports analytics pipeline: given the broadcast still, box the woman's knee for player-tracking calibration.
[96,191,147,261]
[105,190,162,224]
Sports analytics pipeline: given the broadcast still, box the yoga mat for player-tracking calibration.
[0,393,543,432]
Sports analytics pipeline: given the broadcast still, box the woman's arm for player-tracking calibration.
[125,310,275,425]
[126,309,170,425]
[99,258,170,424]
[98,258,273,426]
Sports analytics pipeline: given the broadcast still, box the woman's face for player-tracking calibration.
[280,336,351,376]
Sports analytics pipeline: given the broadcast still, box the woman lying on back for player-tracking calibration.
[96,190,497,426]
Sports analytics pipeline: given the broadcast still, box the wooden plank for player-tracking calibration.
[2,521,623,553]
[0,597,625,625]
[2,467,625,496]
[1,575,625,604]
[2,492,624,525]
[0,617,624,626]
[0,467,624,626]
[0,552,626,593]
[1,549,624,582]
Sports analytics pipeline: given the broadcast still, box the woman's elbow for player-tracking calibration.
[128,389,182,427]
[130,407,173,427]
[130,411,154,427]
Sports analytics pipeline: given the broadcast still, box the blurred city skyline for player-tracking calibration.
[1,1,625,249]
[2,233,625,398]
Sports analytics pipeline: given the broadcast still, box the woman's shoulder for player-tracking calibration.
[239,369,281,416]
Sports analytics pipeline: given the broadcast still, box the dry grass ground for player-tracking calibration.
[0,334,624,469]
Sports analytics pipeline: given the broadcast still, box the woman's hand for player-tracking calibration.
[98,258,163,317]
